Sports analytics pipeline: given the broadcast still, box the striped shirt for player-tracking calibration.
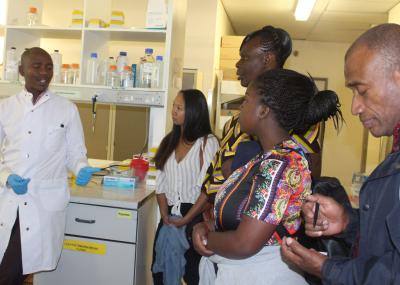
[201,114,320,200]
[156,135,219,216]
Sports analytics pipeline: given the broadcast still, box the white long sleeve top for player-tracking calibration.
[156,134,219,216]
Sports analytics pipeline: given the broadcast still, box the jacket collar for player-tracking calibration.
[366,151,400,182]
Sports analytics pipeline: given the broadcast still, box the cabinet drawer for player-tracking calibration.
[35,236,136,285]
[66,203,137,243]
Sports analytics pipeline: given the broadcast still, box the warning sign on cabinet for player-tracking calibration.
[64,240,106,255]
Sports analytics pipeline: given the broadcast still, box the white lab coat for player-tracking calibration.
[0,90,88,274]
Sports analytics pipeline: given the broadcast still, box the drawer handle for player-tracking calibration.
[75,218,96,224]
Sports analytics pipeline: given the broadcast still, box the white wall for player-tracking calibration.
[389,1,400,23]
[0,0,5,65]
[184,0,217,95]
[184,0,233,115]
[286,40,363,188]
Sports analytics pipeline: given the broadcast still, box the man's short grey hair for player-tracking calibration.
[346,23,400,71]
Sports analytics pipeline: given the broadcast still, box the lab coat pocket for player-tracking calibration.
[45,126,66,153]
[39,179,70,212]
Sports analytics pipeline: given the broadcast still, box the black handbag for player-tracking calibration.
[298,176,352,285]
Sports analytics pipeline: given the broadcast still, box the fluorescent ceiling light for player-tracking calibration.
[294,0,316,21]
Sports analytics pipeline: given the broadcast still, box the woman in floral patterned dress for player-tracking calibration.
[193,69,343,285]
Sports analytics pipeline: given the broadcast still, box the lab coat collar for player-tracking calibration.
[19,89,53,108]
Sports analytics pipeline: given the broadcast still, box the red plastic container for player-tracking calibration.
[130,157,149,181]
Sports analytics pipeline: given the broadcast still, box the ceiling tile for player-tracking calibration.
[220,0,400,42]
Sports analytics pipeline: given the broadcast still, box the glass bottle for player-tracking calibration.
[152,55,163,89]
[116,51,128,73]
[61,64,71,84]
[71,63,80,85]
[86,52,99,85]
[101,56,115,86]
[121,65,133,88]
[27,7,38,26]
[107,65,120,88]
[140,48,154,88]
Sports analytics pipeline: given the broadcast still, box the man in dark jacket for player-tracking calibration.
[281,23,400,284]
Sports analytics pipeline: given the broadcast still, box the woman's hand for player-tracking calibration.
[193,222,215,256]
[162,214,170,225]
[169,216,189,227]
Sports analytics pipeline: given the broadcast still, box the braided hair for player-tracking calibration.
[240,25,292,67]
[253,69,343,134]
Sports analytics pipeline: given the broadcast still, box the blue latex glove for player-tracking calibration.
[76,167,101,186]
[7,174,31,195]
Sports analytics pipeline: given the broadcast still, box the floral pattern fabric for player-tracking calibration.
[214,139,312,245]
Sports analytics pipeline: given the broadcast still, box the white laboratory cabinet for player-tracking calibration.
[34,182,156,285]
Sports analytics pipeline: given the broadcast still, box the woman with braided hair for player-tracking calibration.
[193,69,343,285]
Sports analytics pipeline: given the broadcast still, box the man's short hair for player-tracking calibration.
[20,47,51,67]
[346,23,400,71]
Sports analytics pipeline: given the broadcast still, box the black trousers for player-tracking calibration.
[0,214,26,285]
[152,203,203,285]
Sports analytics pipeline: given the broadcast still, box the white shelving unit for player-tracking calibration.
[214,71,245,137]
[0,0,187,153]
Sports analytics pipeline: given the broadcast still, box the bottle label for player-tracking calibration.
[143,62,152,73]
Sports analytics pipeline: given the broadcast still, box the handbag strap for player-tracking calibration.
[199,135,208,170]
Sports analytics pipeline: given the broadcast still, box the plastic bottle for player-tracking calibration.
[71,63,80,84]
[140,48,154,88]
[51,50,62,83]
[100,56,115,85]
[121,65,133,88]
[152,55,163,89]
[107,65,120,88]
[116,51,128,73]
[86,52,99,85]
[27,7,38,26]
[61,64,71,84]
[4,47,18,82]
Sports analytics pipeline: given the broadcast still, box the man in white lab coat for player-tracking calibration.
[0,47,99,285]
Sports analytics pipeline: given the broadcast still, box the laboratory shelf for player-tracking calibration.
[1,0,186,160]
[84,27,166,42]
[6,26,82,39]
[0,81,165,107]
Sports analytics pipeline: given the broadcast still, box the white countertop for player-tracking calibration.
[69,178,155,209]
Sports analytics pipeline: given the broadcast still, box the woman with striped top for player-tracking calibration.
[152,89,219,285]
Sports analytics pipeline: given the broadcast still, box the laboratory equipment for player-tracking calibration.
[27,6,38,26]
[51,50,62,83]
[86,52,99,85]
[139,48,154,88]
[152,55,163,89]
[4,47,18,82]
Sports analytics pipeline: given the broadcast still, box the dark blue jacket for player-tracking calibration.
[322,151,400,284]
